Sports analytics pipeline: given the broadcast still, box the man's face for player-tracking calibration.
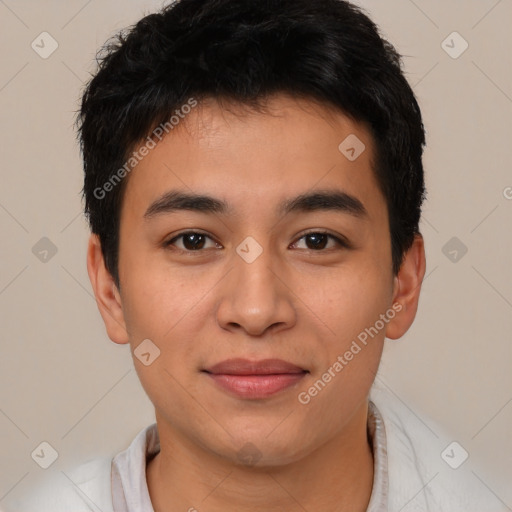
[115,95,396,465]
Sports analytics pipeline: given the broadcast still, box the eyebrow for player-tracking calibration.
[144,189,368,220]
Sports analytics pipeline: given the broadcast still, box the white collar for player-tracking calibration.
[111,399,389,511]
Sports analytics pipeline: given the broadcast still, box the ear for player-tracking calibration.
[385,233,426,340]
[86,234,130,344]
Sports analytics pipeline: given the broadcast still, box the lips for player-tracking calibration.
[203,358,308,399]
[205,358,307,375]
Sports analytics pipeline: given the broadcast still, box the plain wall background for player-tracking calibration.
[1,0,511,508]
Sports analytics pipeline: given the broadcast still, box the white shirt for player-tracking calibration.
[5,380,506,511]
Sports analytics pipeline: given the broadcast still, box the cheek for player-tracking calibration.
[318,263,390,343]
[121,274,209,414]
[297,268,388,427]
[119,261,218,410]
[120,252,212,339]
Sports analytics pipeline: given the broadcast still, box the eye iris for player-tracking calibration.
[306,233,328,250]
[183,234,206,250]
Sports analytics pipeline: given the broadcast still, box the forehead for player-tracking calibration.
[120,94,386,220]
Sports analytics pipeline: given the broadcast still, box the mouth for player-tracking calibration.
[202,358,308,400]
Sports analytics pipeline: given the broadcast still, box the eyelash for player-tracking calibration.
[163,230,351,253]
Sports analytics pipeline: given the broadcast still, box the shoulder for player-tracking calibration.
[7,423,158,512]
[370,380,507,511]
[6,456,114,512]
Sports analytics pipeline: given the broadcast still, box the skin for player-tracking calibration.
[87,94,426,512]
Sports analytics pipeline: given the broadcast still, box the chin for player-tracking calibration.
[213,430,314,469]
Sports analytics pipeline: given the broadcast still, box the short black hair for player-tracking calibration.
[78,0,426,287]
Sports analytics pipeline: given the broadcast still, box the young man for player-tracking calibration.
[11,0,501,511]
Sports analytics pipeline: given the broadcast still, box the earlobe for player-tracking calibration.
[86,234,130,344]
[385,234,426,340]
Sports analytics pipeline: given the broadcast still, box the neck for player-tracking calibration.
[147,400,373,512]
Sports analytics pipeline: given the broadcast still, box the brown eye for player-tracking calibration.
[165,232,219,251]
[304,233,329,250]
[292,232,349,251]
[181,233,207,250]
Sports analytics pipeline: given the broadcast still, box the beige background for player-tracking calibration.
[0,0,511,508]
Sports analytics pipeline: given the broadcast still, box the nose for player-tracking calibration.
[215,246,297,337]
